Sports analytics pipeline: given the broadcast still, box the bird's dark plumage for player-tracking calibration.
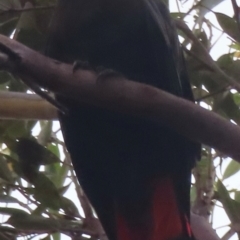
[46,1,200,239]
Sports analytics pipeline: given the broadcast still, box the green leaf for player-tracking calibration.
[13,137,60,181]
[216,180,240,222]
[217,53,234,69]
[17,28,45,51]
[229,42,240,51]
[0,195,19,204]
[170,12,185,19]
[41,235,52,240]
[45,162,68,189]
[213,92,240,124]
[7,214,61,231]
[7,213,81,232]
[51,232,61,240]
[223,160,240,180]
[0,154,14,182]
[60,196,80,217]
[1,153,23,178]
[0,71,14,84]
[233,93,240,106]
[0,0,21,11]
[3,121,32,140]
[58,183,71,196]
[215,12,240,43]
[0,18,18,36]
[48,143,60,159]
[33,173,62,210]
[0,207,29,216]
[234,191,240,202]
[16,2,36,30]
[38,121,53,145]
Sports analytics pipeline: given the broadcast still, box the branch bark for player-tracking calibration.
[0,91,57,120]
[1,34,240,163]
[191,213,220,240]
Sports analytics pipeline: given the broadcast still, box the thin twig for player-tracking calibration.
[231,0,240,34]
[0,5,55,16]
[176,19,240,92]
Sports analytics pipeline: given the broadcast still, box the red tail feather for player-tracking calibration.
[116,177,191,240]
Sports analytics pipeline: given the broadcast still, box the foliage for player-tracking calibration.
[0,0,240,239]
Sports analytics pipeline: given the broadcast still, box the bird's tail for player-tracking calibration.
[116,177,193,240]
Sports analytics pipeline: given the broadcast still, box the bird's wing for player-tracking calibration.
[144,0,195,102]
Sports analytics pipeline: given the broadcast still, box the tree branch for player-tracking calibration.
[0,34,240,162]
[191,213,220,240]
[0,91,57,120]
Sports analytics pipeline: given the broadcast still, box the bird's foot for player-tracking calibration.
[72,60,93,72]
[96,68,123,82]
[72,61,123,82]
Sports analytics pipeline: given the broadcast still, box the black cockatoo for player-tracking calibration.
[46,0,200,239]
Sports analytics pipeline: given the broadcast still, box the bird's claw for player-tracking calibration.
[72,60,93,72]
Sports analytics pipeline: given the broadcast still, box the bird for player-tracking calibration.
[46,0,201,239]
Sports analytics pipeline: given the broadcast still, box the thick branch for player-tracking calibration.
[0,91,57,120]
[191,213,220,240]
[0,34,240,162]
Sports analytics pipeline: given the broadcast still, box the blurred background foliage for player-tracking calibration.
[0,0,240,239]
